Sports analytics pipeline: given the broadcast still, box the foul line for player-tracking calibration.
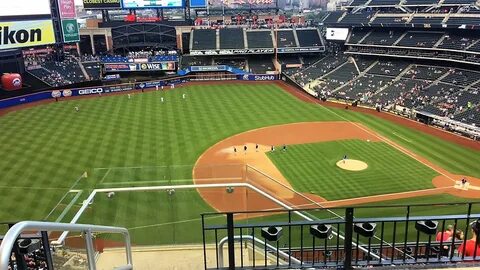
[0,185,69,190]
[99,177,242,186]
[128,215,224,231]
[98,168,111,184]
[319,105,458,183]
[52,182,381,260]
[392,132,413,143]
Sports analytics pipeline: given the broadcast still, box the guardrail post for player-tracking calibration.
[84,230,97,270]
[227,213,235,270]
[40,231,54,270]
[344,208,354,270]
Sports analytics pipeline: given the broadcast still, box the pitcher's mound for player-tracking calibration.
[336,159,368,171]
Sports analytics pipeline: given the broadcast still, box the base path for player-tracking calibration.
[193,122,479,214]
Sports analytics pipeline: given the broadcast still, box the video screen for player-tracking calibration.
[0,0,51,17]
[122,0,184,8]
[325,28,349,41]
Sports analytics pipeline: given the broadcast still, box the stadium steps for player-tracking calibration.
[435,69,455,84]
[216,29,220,50]
[243,29,249,49]
[370,64,415,97]
[292,29,300,48]
[271,30,277,48]
[357,30,373,44]
[406,13,416,23]
[433,34,448,48]
[337,12,348,22]
[396,64,415,80]
[393,31,409,46]
[442,12,451,23]
[96,244,271,269]
[291,55,328,77]
[189,31,194,52]
[466,78,480,90]
[332,60,378,93]
[466,38,480,50]
[77,60,91,81]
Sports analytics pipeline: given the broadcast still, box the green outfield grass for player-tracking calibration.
[0,82,478,245]
[267,140,439,200]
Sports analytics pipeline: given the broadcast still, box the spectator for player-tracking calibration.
[436,225,454,242]
[458,219,480,257]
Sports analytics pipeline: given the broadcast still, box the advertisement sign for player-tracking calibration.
[0,20,56,50]
[190,66,227,72]
[190,48,274,56]
[58,0,77,18]
[277,47,324,53]
[0,92,52,109]
[104,62,175,72]
[139,62,176,71]
[0,0,51,17]
[103,74,121,81]
[82,0,121,9]
[73,84,134,96]
[122,0,184,8]
[238,74,278,81]
[61,19,80,43]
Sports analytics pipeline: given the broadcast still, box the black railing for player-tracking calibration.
[0,223,53,270]
[201,202,480,269]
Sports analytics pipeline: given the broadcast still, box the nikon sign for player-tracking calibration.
[61,19,80,43]
[0,20,55,50]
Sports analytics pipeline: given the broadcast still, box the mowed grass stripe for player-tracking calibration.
[267,140,438,200]
[0,83,478,244]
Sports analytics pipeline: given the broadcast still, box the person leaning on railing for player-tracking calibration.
[458,219,480,257]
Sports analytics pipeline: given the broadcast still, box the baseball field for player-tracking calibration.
[0,81,478,245]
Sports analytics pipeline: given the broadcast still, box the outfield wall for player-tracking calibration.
[0,74,279,110]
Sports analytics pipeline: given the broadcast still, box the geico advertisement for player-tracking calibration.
[0,20,55,50]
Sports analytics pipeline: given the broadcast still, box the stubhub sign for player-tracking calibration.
[238,74,278,81]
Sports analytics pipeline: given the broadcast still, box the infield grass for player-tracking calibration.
[267,140,439,200]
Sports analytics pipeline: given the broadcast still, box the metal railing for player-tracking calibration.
[0,221,133,270]
[201,202,480,269]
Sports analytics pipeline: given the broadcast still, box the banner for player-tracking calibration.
[190,48,274,56]
[237,74,278,81]
[139,62,176,71]
[58,0,76,18]
[190,65,227,72]
[0,20,55,50]
[83,0,121,9]
[61,19,80,43]
[0,0,51,17]
[277,47,324,53]
[104,62,176,72]
[71,84,134,96]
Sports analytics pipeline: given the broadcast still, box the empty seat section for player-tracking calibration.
[246,31,273,49]
[192,29,216,50]
[276,30,297,47]
[219,28,244,49]
[397,31,444,47]
[296,29,322,47]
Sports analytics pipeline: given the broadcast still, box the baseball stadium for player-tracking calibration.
[0,0,479,269]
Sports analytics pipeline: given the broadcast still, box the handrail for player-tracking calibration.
[0,221,133,270]
[217,235,302,268]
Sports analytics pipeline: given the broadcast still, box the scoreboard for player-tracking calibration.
[0,0,51,17]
